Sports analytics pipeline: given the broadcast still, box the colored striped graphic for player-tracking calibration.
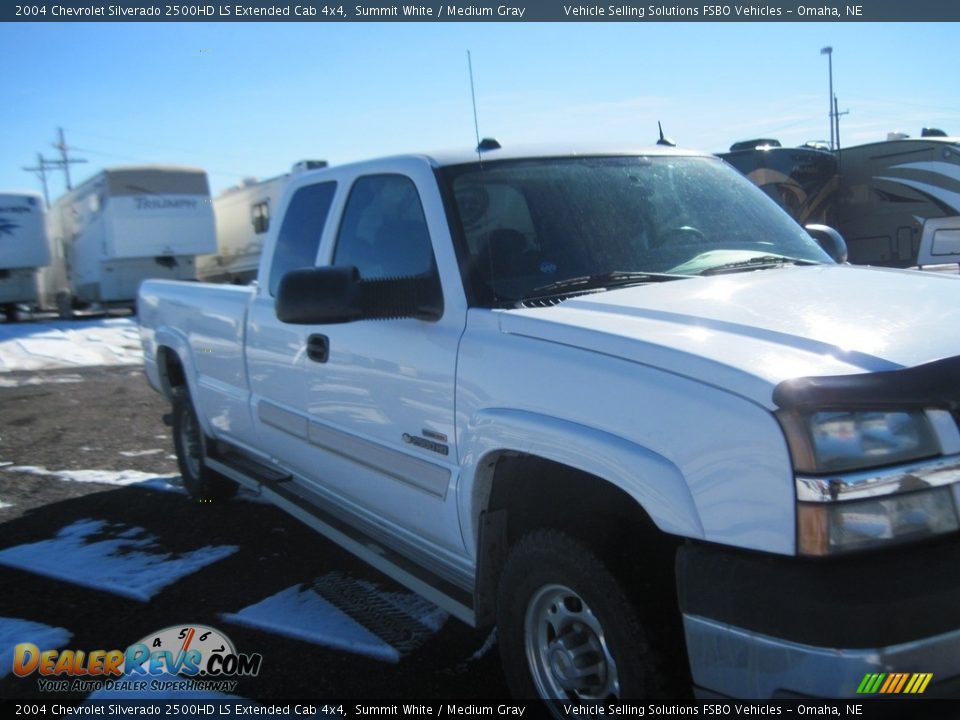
[856,672,933,694]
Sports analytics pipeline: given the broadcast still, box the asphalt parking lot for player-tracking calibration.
[0,363,507,701]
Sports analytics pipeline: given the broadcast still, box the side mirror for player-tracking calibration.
[276,266,362,325]
[805,224,848,264]
[275,265,444,325]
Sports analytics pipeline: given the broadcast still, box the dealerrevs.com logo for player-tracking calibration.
[12,624,262,694]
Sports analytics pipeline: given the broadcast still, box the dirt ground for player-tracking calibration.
[0,365,507,701]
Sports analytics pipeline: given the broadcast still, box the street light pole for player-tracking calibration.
[820,46,834,151]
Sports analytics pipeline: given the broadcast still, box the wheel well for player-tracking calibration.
[157,345,187,398]
[476,453,682,625]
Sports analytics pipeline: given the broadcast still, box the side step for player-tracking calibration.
[204,454,476,626]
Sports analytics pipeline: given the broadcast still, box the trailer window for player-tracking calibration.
[252,201,270,234]
[268,181,337,296]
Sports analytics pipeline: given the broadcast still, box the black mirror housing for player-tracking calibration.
[275,265,444,325]
[805,224,849,264]
[276,266,363,325]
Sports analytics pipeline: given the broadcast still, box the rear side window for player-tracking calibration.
[333,175,435,279]
[268,181,336,296]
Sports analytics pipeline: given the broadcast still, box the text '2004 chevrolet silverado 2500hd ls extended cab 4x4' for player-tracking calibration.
[139,144,960,703]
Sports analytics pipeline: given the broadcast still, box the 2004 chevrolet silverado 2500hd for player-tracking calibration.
[139,144,960,702]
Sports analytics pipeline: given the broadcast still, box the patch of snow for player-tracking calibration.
[118,449,164,458]
[0,372,85,388]
[0,318,143,372]
[0,500,13,510]
[221,584,400,663]
[469,629,498,661]
[0,519,238,602]
[0,617,72,679]
[4,464,181,489]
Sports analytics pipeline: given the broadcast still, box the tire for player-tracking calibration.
[2,304,18,323]
[171,389,238,502]
[497,529,675,706]
[55,291,74,320]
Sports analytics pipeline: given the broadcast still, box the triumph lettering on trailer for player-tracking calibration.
[133,198,199,210]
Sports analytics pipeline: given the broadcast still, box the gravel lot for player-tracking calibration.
[0,363,507,701]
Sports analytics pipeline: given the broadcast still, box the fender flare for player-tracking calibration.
[457,407,705,557]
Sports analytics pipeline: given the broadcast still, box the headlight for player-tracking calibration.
[798,486,960,555]
[779,409,940,474]
[779,407,960,555]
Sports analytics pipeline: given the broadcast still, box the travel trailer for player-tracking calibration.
[719,140,838,226]
[834,133,960,267]
[0,192,51,321]
[197,160,327,284]
[722,131,960,269]
[41,166,217,315]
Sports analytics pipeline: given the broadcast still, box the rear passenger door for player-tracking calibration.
[243,180,339,461]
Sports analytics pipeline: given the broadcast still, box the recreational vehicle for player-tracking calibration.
[197,160,326,284]
[723,131,960,269]
[834,133,960,267]
[0,192,51,321]
[719,139,838,226]
[41,166,217,314]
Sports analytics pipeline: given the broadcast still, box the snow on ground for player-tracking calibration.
[0,372,85,388]
[0,519,238,602]
[222,573,449,663]
[221,584,401,663]
[3,465,185,493]
[0,617,72,679]
[0,318,143,372]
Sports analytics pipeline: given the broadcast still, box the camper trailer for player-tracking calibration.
[41,166,217,314]
[0,192,51,321]
[834,133,960,267]
[719,140,838,226]
[197,160,326,284]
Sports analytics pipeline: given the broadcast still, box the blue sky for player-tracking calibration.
[2,21,957,200]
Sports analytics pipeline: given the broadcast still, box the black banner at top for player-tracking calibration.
[4,0,960,22]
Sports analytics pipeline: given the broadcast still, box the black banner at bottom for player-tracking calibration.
[2,699,959,720]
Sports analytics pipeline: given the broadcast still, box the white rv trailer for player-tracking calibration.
[0,192,51,321]
[41,166,217,314]
[834,133,960,267]
[197,160,327,284]
[196,174,287,284]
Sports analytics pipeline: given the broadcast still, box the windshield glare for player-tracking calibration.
[442,155,833,304]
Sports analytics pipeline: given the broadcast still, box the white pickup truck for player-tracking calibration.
[139,144,960,702]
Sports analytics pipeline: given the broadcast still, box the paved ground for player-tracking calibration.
[0,365,507,701]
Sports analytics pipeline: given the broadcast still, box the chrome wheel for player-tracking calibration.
[524,583,620,700]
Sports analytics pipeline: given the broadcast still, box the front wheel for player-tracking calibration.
[497,530,675,705]
[172,389,238,502]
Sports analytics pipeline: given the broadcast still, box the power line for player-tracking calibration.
[51,127,87,190]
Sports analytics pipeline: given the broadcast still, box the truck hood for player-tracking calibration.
[499,265,960,408]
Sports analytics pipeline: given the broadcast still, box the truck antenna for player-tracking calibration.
[468,51,481,159]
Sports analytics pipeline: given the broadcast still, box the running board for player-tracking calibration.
[204,456,476,626]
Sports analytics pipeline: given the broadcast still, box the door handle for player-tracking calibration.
[307,334,330,363]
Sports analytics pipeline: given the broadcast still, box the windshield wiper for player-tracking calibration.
[521,270,691,302]
[700,255,821,276]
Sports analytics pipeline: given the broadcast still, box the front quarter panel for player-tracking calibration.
[456,310,797,556]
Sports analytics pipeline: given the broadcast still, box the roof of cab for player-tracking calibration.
[415,142,714,168]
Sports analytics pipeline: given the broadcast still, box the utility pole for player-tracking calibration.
[21,152,58,207]
[51,127,87,191]
[820,46,835,151]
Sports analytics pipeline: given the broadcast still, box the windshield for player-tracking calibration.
[441,155,833,306]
